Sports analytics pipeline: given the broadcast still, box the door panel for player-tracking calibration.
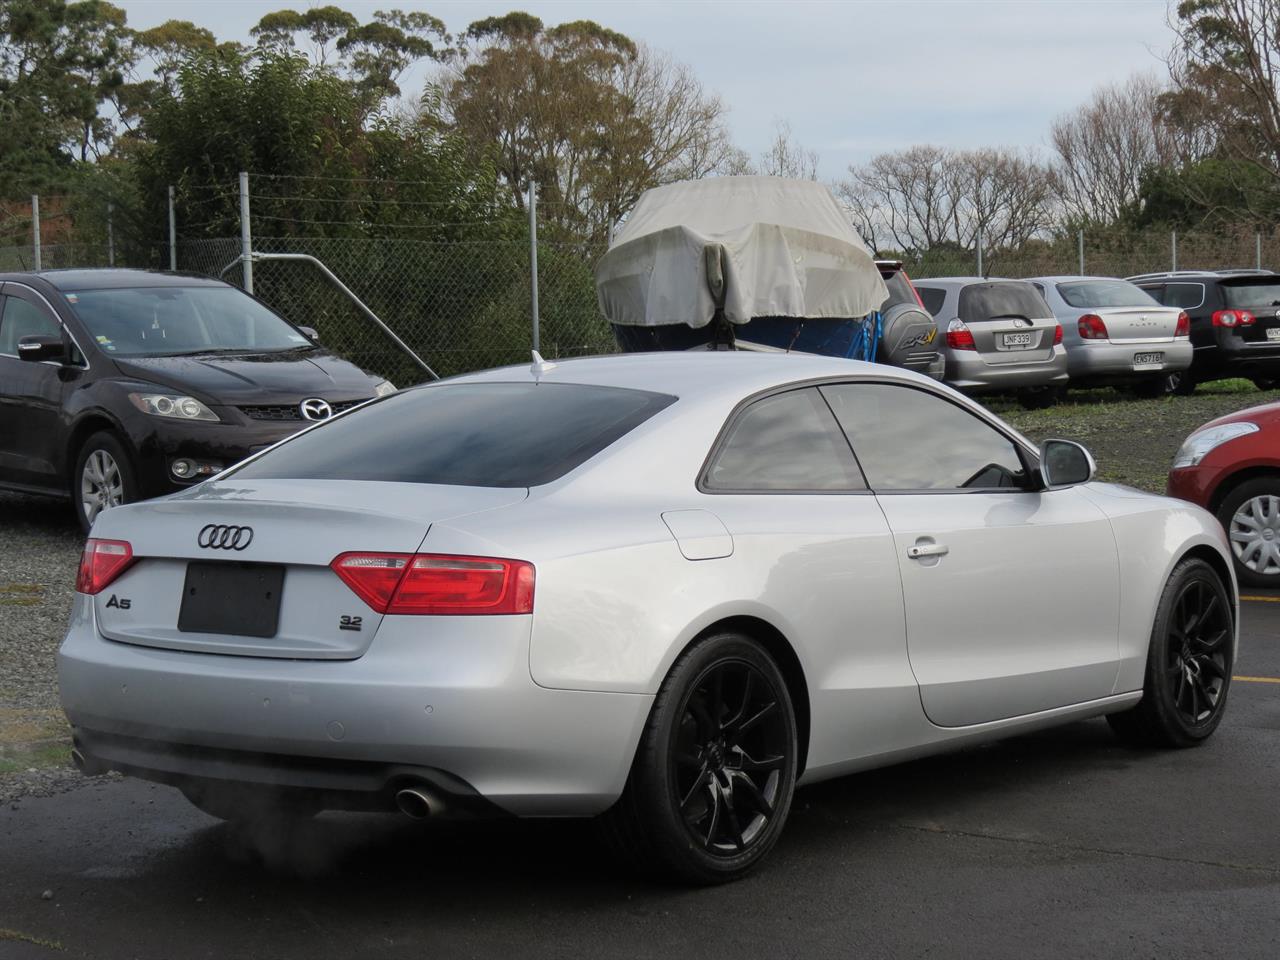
[876,490,1120,726]
[0,292,71,487]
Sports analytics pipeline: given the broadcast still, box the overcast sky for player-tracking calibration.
[112,0,1177,179]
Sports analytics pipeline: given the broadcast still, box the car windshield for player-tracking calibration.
[1222,280,1280,309]
[231,382,677,487]
[1056,280,1158,309]
[958,282,1050,322]
[65,285,313,358]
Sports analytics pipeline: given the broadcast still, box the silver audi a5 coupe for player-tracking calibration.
[59,352,1237,883]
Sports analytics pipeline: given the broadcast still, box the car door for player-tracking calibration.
[698,385,913,767]
[820,380,1121,727]
[0,287,76,489]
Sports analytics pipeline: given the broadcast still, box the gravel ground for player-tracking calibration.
[0,379,1274,804]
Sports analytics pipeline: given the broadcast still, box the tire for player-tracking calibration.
[1168,370,1197,396]
[1129,374,1179,399]
[72,431,139,534]
[1016,386,1067,410]
[1216,477,1280,589]
[182,782,318,824]
[1107,557,1233,748]
[598,632,799,885]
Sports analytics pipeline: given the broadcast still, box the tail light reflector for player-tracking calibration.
[1077,314,1107,340]
[331,553,535,615]
[1052,322,1064,345]
[1175,311,1191,337]
[76,539,135,595]
[1213,309,1255,327]
[946,319,976,350]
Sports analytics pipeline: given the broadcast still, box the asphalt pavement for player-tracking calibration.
[1,597,1277,960]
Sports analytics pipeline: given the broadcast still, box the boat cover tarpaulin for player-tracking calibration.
[595,176,888,328]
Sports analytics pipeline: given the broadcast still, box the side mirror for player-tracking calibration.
[1040,439,1096,489]
[297,326,319,342]
[17,335,68,363]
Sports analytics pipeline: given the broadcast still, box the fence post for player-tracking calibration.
[1078,229,1085,275]
[1257,231,1263,271]
[1171,230,1178,272]
[976,223,983,277]
[106,202,115,267]
[168,186,177,271]
[31,194,41,271]
[528,180,540,353]
[238,171,253,294]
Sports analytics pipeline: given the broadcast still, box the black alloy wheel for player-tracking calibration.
[673,658,789,856]
[599,632,798,884]
[1108,557,1233,747]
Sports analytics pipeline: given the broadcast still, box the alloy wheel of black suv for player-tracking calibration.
[0,269,393,531]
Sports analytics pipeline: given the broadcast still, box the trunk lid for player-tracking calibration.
[1093,306,1182,343]
[88,479,528,659]
[970,316,1057,364]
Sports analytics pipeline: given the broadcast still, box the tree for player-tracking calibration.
[445,14,740,239]
[1049,73,1178,226]
[757,120,819,180]
[839,145,1054,254]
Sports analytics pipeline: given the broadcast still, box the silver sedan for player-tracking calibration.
[60,352,1237,883]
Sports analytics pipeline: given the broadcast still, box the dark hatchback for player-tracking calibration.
[1127,269,1280,393]
[0,269,394,530]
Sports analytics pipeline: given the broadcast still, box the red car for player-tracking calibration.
[1167,400,1280,588]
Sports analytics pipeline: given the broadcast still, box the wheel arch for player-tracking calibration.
[65,411,131,478]
[1206,465,1280,515]
[681,615,812,777]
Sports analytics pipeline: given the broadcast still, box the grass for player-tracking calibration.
[0,743,71,775]
[993,378,1278,494]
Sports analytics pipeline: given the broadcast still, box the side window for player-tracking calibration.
[917,287,946,316]
[703,387,865,492]
[820,383,1029,491]
[1138,285,1165,304]
[1163,283,1204,309]
[0,295,60,356]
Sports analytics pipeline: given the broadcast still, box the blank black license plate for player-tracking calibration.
[178,562,285,638]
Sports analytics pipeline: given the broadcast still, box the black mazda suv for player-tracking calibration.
[1128,269,1280,394]
[0,269,394,531]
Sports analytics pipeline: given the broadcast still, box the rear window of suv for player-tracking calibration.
[879,270,918,310]
[231,382,676,487]
[1222,280,1280,309]
[958,282,1050,322]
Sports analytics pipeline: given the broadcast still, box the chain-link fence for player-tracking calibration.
[11,177,1280,384]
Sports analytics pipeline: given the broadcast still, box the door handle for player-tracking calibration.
[906,541,949,560]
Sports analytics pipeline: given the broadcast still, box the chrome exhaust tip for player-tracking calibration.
[395,787,442,820]
[71,747,106,776]
[71,748,85,771]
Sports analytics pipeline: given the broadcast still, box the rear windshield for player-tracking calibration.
[1056,280,1158,309]
[879,270,918,310]
[958,282,1050,322]
[1222,280,1280,309]
[231,382,676,487]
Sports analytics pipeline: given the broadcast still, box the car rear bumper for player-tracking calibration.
[944,348,1069,392]
[1066,340,1193,382]
[58,596,652,817]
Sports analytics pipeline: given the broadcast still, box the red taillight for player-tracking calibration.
[1175,310,1191,337]
[1052,322,1063,345]
[1077,314,1107,340]
[1213,309,1255,327]
[946,318,976,350]
[330,553,535,615]
[76,539,134,595]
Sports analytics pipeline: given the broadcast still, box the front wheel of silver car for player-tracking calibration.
[1107,557,1233,748]
[73,431,138,534]
[599,632,798,885]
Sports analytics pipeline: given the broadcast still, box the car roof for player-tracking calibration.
[449,350,935,404]
[0,268,229,292]
[911,277,1025,289]
[1125,269,1276,283]
[1028,275,1137,284]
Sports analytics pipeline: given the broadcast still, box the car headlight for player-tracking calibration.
[1171,421,1259,468]
[128,393,220,422]
[374,380,397,398]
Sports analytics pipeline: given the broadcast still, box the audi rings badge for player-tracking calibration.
[197,524,254,551]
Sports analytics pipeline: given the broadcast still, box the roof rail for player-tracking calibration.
[1126,268,1274,282]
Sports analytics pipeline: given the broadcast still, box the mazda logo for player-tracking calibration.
[197,524,254,551]
[299,398,333,421]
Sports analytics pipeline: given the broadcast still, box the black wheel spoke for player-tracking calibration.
[680,769,711,814]
[702,782,723,848]
[688,695,716,742]
[731,770,774,818]
[741,752,786,773]
[723,789,746,852]
[723,669,755,731]
[1198,657,1226,682]
[733,700,778,738]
